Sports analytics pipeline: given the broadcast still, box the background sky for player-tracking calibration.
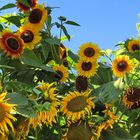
[1,0,140,53]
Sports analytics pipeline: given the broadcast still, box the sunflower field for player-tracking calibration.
[0,0,140,140]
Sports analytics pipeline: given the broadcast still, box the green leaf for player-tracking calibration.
[5,16,21,27]
[61,25,70,41]
[91,63,113,85]
[68,50,79,62]
[0,3,16,11]
[0,24,3,31]
[7,93,28,106]
[94,81,122,103]
[20,49,54,72]
[45,37,60,45]
[65,20,80,26]
[16,105,36,118]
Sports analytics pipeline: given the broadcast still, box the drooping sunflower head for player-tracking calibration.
[123,87,140,109]
[0,30,24,59]
[78,42,100,62]
[17,24,41,50]
[0,92,16,136]
[14,118,30,140]
[63,120,93,140]
[59,43,67,60]
[127,39,140,53]
[53,64,69,82]
[76,60,99,78]
[16,0,38,13]
[61,90,95,123]
[26,4,48,30]
[29,82,59,128]
[112,55,134,77]
[75,75,88,92]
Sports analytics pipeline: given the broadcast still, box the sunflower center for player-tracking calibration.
[67,96,87,112]
[54,70,63,80]
[29,8,43,24]
[82,62,92,71]
[6,38,19,50]
[117,61,128,71]
[132,44,140,51]
[27,0,34,6]
[127,88,140,102]
[0,104,6,121]
[67,121,92,140]
[76,76,88,92]
[21,30,34,43]
[84,47,95,57]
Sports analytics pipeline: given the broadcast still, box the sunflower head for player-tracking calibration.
[127,39,140,53]
[29,82,59,128]
[76,60,98,78]
[78,42,100,62]
[53,64,69,82]
[27,4,48,30]
[112,55,135,77]
[0,30,24,59]
[123,87,140,109]
[64,120,93,140]
[17,24,41,50]
[61,91,95,123]
[59,43,67,60]
[16,0,38,13]
[0,92,16,136]
[75,76,88,92]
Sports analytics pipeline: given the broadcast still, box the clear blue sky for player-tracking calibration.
[1,0,140,53]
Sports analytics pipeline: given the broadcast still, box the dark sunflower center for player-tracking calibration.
[127,88,140,102]
[67,96,87,112]
[82,62,92,71]
[76,76,88,92]
[0,104,6,121]
[117,61,127,72]
[27,0,34,6]
[84,47,95,57]
[67,121,92,140]
[21,30,34,43]
[29,8,43,24]
[7,38,19,50]
[132,44,140,51]
[54,70,63,80]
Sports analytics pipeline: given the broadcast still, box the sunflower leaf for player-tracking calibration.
[0,3,16,11]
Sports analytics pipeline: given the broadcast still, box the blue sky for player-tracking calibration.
[1,0,140,53]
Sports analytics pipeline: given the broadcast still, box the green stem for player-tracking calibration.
[59,21,63,41]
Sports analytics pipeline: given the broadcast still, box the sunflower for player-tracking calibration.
[59,43,67,60]
[53,64,69,82]
[75,75,88,92]
[29,82,59,128]
[14,118,30,140]
[17,24,41,50]
[78,42,100,62]
[26,4,48,30]
[61,90,95,123]
[0,30,24,59]
[0,92,16,136]
[0,135,8,140]
[123,87,140,109]
[127,39,140,53]
[16,0,38,13]
[112,55,134,77]
[63,120,94,140]
[96,104,117,139]
[76,60,98,78]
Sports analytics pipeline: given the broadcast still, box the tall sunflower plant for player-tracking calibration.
[0,0,140,140]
